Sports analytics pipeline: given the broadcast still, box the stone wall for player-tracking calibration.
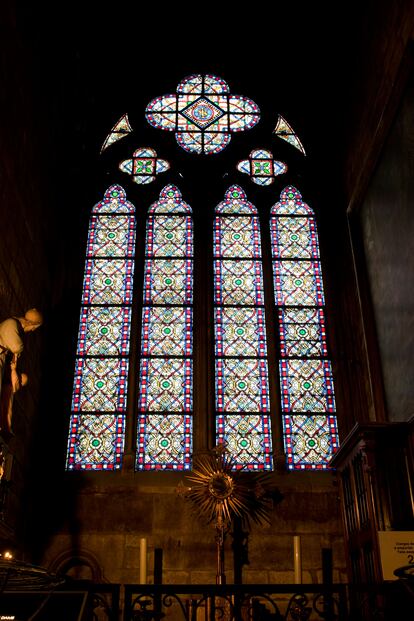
[38,473,346,586]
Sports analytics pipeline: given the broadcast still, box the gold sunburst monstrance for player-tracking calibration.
[177,446,274,584]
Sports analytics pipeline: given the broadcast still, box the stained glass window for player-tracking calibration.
[100,113,133,153]
[67,185,135,470]
[145,74,260,155]
[119,147,170,184]
[237,149,287,186]
[136,184,193,470]
[270,186,339,469]
[273,115,306,156]
[214,185,273,470]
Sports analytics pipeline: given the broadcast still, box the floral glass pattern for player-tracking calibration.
[136,184,193,470]
[214,185,273,470]
[145,74,260,155]
[100,113,133,154]
[119,147,170,184]
[237,149,287,186]
[270,186,339,469]
[67,185,135,470]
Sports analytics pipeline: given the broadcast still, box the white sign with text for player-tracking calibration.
[377,531,414,580]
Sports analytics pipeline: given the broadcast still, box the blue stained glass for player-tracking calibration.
[272,260,325,307]
[67,414,125,470]
[271,216,319,259]
[72,357,129,412]
[214,186,273,470]
[77,307,132,356]
[146,75,260,155]
[279,308,328,358]
[283,415,339,470]
[214,216,261,259]
[149,185,192,214]
[270,186,338,470]
[136,185,193,470]
[279,359,336,413]
[217,414,273,470]
[136,414,192,471]
[141,306,192,356]
[92,185,135,214]
[82,259,135,305]
[86,215,136,257]
[215,306,267,357]
[216,358,270,412]
[67,185,135,471]
[214,260,264,306]
[146,215,193,257]
[143,258,193,305]
[215,185,257,215]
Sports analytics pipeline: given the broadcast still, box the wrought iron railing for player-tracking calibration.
[123,584,348,621]
[122,580,414,621]
[2,576,414,619]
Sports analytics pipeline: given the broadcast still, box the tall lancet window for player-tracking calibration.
[67,185,135,470]
[270,186,339,470]
[136,185,193,470]
[214,186,273,470]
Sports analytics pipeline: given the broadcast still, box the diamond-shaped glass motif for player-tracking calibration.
[181,97,225,129]
[146,74,260,155]
[119,148,170,185]
[237,149,287,186]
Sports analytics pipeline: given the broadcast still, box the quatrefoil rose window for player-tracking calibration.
[145,74,260,155]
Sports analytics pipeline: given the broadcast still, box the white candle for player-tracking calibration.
[293,535,302,584]
[139,537,147,584]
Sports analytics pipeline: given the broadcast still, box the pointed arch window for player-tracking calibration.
[136,185,193,470]
[270,186,339,470]
[66,185,135,470]
[214,186,273,470]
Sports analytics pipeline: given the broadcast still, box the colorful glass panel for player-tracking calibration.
[215,307,267,358]
[138,358,192,412]
[237,149,287,186]
[146,215,193,257]
[283,415,339,470]
[216,358,270,412]
[67,414,125,470]
[214,216,261,258]
[87,215,136,257]
[279,308,328,358]
[143,258,193,305]
[271,216,319,259]
[270,186,338,469]
[100,113,132,154]
[214,260,264,306]
[137,414,192,470]
[216,414,273,470]
[67,185,135,470]
[119,147,170,185]
[273,115,306,156]
[146,74,260,155]
[141,307,192,356]
[82,258,134,305]
[77,307,132,356]
[136,185,193,470]
[273,260,325,307]
[214,186,272,469]
[279,359,336,413]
